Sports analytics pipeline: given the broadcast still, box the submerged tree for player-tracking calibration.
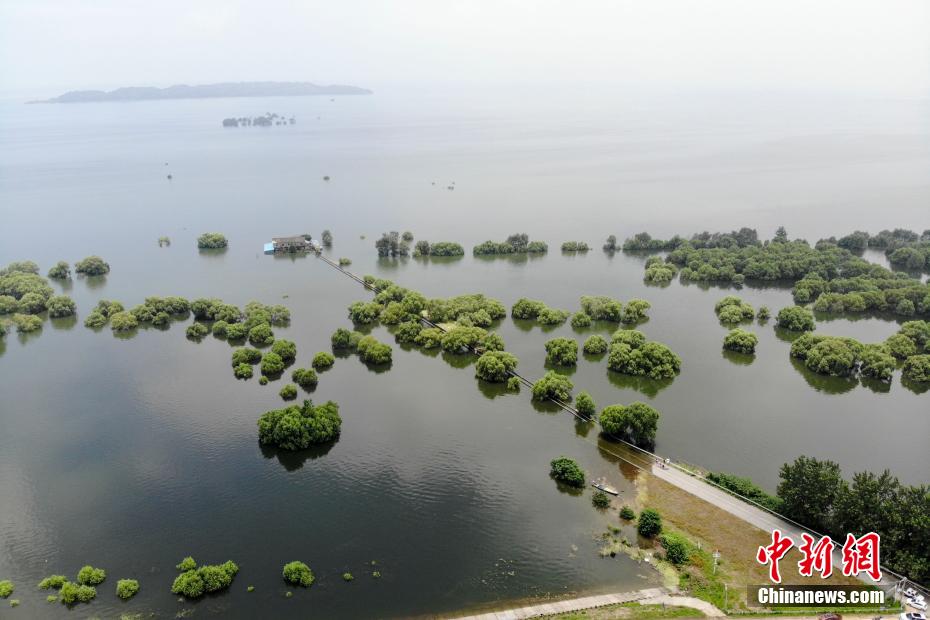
[550,456,585,488]
[257,399,342,450]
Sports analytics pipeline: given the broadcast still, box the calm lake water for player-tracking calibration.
[0,88,928,618]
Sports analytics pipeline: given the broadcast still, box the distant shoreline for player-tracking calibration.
[29,81,372,104]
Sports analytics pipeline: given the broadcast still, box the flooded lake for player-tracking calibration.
[0,88,927,617]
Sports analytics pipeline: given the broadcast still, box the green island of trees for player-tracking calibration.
[261,352,285,376]
[291,367,319,388]
[279,383,298,400]
[592,490,610,508]
[714,295,754,323]
[257,399,341,450]
[599,402,660,448]
[47,261,71,279]
[58,581,96,605]
[582,335,609,355]
[312,351,335,370]
[511,298,569,325]
[197,232,228,249]
[723,328,758,354]
[338,257,351,266]
[775,305,816,332]
[37,575,67,590]
[232,347,262,366]
[561,241,589,252]
[332,328,364,350]
[643,257,677,283]
[757,306,771,321]
[76,565,106,586]
[532,371,573,401]
[0,581,12,598]
[474,351,519,382]
[506,376,521,391]
[790,333,899,381]
[13,313,43,333]
[473,233,547,255]
[607,329,681,379]
[186,322,210,339]
[903,354,930,383]
[271,339,297,362]
[577,295,651,323]
[357,335,392,364]
[282,561,314,587]
[171,558,239,598]
[375,231,410,257]
[550,456,585,488]
[570,311,592,328]
[575,391,596,417]
[234,363,253,379]
[545,337,578,365]
[116,579,139,599]
[75,255,110,276]
[413,240,465,257]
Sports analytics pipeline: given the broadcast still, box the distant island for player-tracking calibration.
[30,81,372,104]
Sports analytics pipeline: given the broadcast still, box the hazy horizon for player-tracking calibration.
[2,0,928,100]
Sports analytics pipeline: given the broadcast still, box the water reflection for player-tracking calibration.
[81,274,108,290]
[605,370,673,398]
[721,349,755,366]
[789,358,858,394]
[774,327,804,343]
[574,418,594,438]
[113,329,138,340]
[259,441,337,472]
[361,359,393,374]
[49,315,77,331]
[475,379,509,400]
[440,351,473,369]
[860,376,892,394]
[901,376,930,395]
[530,399,562,415]
[197,247,228,259]
[543,360,577,376]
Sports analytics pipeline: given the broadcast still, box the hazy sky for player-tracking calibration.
[1,0,928,97]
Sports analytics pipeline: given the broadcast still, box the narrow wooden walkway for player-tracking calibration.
[451,587,668,620]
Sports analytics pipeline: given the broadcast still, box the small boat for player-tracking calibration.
[592,478,619,495]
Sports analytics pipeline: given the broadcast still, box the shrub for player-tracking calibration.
[440,325,487,352]
[110,311,138,332]
[83,311,107,328]
[660,532,691,565]
[225,322,247,339]
[38,575,67,590]
[414,327,444,348]
[394,320,423,343]
[592,491,611,508]
[17,291,47,314]
[171,571,204,598]
[507,376,521,391]
[545,338,578,365]
[757,306,771,321]
[186,322,210,339]
[77,565,106,586]
[292,367,319,388]
[621,299,651,323]
[379,301,408,325]
[715,295,755,320]
[583,335,609,355]
[212,320,229,336]
[116,579,139,599]
[859,346,896,381]
[538,307,570,325]
[511,298,546,319]
[620,506,636,520]
[249,323,274,346]
[197,232,228,249]
[776,306,815,331]
[550,456,585,487]
[176,556,197,571]
[58,581,96,604]
[903,355,930,383]
[723,329,758,354]
[611,329,647,348]
[261,352,285,375]
[0,581,11,598]
[343,572,354,581]
[474,351,519,382]
[571,311,592,328]
[562,241,589,252]
[600,402,660,447]
[357,335,393,364]
[705,471,782,512]
[259,376,268,385]
[348,301,382,324]
[332,328,363,350]
[282,561,314,587]
[74,255,110,275]
[47,261,70,279]
[312,351,335,370]
[885,333,917,359]
[271,339,297,362]
[280,384,298,400]
[234,363,254,379]
[171,560,238,598]
[637,508,662,538]
[607,340,681,379]
[532,371,573,401]
[232,347,262,365]
[339,257,351,266]
[0,295,17,314]
[258,399,342,449]
[46,295,76,317]
[13,313,42,332]
[575,391,596,417]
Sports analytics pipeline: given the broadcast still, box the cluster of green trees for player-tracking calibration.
[582,335,609,355]
[412,240,465,257]
[643,257,677,283]
[550,456,585,487]
[257,399,341,450]
[197,232,228,249]
[625,228,762,252]
[473,233,547,255]
[47,261,70,279]
[292,367,319,388]
[561,241,589,252]
[375,231,410,257]
[34,564,121,605]
[775,456,930,582]
[511,298,570,325]
[11,313,43,333]
[714,295,754,324]
[790,333,892,380]
[817,228,930,271]
[116,579,139,599]
[603,235,618,252]
[0,261,63,322]
[637,508,662,537]
[532,371,573,401]
[357,335,393,364]
[607,329,681,379]
[723,328,758,354]
[171,557,239,599]
[474,351,518,382]
[599,402,660,447]
[545,338,578,365]
[575,391,596,417]
[283,561,314,587]
[576,295,651,325]
[74,256,110,276]
[775,306,816,331]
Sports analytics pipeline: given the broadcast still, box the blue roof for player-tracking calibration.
[263,242,274,254]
